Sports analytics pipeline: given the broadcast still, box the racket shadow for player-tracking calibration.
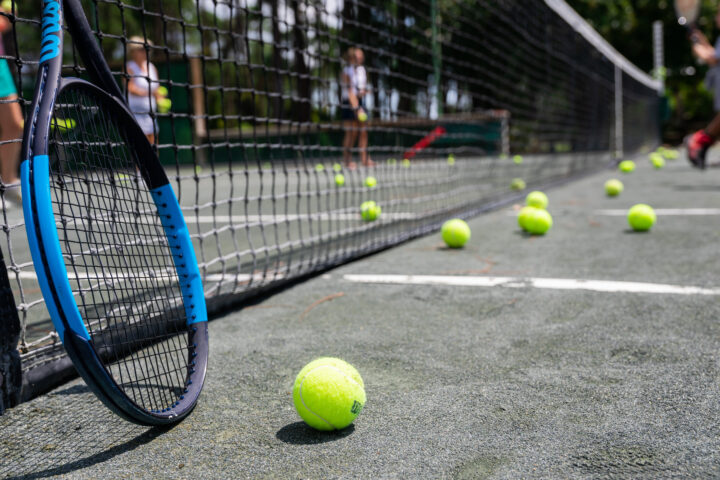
[0,382,173,479]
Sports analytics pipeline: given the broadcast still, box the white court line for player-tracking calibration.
[343,274,720,296]
[594,208,720,216]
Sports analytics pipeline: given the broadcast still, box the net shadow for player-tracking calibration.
[0,381,171,479]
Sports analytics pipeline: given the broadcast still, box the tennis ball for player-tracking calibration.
[525,191,548,209]
[441,218,471,248]
[115,173,131,184]
[517,206,538,231]
[262,162,272,169]
[499,153,508,160]
[194,165,203,175]
[333,163,343,172]
[315,163,325,172]
[360,201,381,221]
[604,179,623,197]
[293,357,366,431]
[335,174,345,186]
[156,86,169,97]
[365,176,377,188]
[663,149,679,160]
[523,208,553,235]
[447,154,456,166]
[1,1,10,11]
[402,158,411,167]
[52,118,76,131]
[158,98,172,113]
[357,110,368,122]
[618,160,635,173]
[627,204,656,232]
[387,158,397,166]
[513,155,523,164]
[650,153,665,169]
[510,178,526,191]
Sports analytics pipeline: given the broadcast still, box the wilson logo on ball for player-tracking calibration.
[351,400,363,415]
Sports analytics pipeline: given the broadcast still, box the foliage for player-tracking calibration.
[567,0,719,141]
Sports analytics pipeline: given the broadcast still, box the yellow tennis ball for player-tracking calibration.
[357,110,368,122]
[156,86,169,97]
[604,179,623,197]
[618,160,635,173]
[523,208,553,235]
[53,118,76,131]
[447,154,456,165]
[158,98,172,113]
[333,163,343,172]
[650,153,665,169]
[517,206,537,230]
[441,218,471,248]
[387,158,397,166]
[365,176,377,188]
[627,204,656,232]
[293,357,366,431]
[1,1,11,11]
[315,163,325,172]
[510,178,526,190]
[335,174,345,186]
[360,201,381,221]
[513,155,523,164]
[525,191,548,209]
[402,158,411,167]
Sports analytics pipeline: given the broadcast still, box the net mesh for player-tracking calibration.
[0,0,660,403]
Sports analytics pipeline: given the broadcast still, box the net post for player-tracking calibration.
[431,0,442,118]
[0,245,21,413]
[653,21,665,94]
[614,65,624,160]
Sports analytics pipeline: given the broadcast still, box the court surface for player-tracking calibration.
[2,155,720,478]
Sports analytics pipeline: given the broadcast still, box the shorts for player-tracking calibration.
[0,59,17,99]
[340,99,364,121]
[132,113,158,136]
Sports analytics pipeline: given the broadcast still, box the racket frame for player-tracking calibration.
[21,0,208,425]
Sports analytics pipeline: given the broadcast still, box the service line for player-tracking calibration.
[343,274,720,296]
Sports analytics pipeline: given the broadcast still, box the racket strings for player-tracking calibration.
[49,86,190,412]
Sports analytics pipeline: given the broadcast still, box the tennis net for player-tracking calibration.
[0,0,660,408]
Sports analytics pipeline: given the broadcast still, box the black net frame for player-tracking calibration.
[0,0,660,404]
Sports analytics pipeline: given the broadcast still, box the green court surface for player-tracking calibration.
[2,156,720,478]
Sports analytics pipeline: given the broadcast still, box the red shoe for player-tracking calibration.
[685,130,714,169]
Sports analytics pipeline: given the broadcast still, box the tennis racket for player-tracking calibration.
[21,0,208,425]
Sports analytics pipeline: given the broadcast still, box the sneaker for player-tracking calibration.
[685,130,713,169]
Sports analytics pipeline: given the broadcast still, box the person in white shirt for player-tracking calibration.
[353,48,373,167]
[125,37,166,145]
[340,47,373,168]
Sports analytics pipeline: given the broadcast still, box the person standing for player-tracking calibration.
[0,3,23,206]
[685,8,720,168]
[126,36,166,145]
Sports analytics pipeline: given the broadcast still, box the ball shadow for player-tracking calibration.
[275,421,355,445]
[623,229,650,234]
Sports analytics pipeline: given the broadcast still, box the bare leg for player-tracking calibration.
[342,120,358,169]
[706,112,720,138]
[0,95,23,186]
[358,125,375,167]
[146,133,156,145]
